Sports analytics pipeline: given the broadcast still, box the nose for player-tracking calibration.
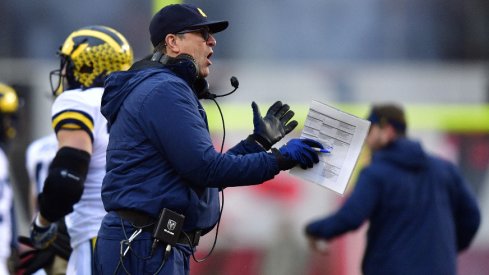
[207,34,216,47]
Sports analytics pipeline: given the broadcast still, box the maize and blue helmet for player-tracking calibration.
[0,82,19,142]
[50,25,133,96]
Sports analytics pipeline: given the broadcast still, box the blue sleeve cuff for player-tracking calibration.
[227,135,267,155]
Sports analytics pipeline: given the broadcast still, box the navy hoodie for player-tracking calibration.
[306,138,480,275]
[100,60,280,233]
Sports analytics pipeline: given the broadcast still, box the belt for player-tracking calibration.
[115,209,201,247]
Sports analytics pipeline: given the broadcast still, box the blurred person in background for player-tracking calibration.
[93,3,324,275]
[304,103,481,275]
[28,26,133,275]
[0,82,19,274]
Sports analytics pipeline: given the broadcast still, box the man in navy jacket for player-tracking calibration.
[305,104,481,275]
[94,4,324,275]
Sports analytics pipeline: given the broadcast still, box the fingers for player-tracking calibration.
[266,101,283,116]
[280,109,294,123]
[298,140,320,162]
[18,236,34,247]
[298,155,313,169]
[251,102,262,125]
[251,101,261,116]
[307,236,329,255]
[275,104,296,126]
[284,120,298,134]
[302,148,319,166]
[277,104,297,135]
[264,101,297,131]
[308,149,320,164]
[275,103,290,118]
[298,140,321,169]
[296,150,316,169]
[18,250,37,270]
[302,138,324,149]
[315,240,330,255]
[308,237,318,251]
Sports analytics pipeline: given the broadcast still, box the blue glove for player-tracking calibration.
[30,218,58,249]
[250,101,298,150]
[273,138,324,170]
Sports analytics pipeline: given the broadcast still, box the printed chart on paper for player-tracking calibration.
[290,100,371,195]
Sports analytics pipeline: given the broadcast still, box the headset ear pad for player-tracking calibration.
[152,52,200,79]
[151,53,208,97]
[172,54,199,79]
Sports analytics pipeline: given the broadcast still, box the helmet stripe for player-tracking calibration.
[69,29,125,54]
[91,26,130,48]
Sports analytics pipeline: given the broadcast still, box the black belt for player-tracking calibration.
[115,210,201,247]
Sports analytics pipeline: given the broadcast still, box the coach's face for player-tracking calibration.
[165,27,216,78]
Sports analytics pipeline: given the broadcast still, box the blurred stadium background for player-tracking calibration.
[1,0,489,274]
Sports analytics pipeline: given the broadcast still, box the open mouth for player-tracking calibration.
[206,52,213,65]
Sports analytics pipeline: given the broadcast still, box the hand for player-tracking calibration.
[273,138,323,170]
[307,236,330,255]
[251,101,298,150]
[16,236,56,275]
[30,217,58,250]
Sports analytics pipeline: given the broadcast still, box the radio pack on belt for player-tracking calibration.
[153,208,185,246]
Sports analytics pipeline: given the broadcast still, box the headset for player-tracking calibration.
[151,52,239,263]
[151,52,239,99]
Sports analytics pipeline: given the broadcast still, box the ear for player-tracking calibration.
[384,124,398,141]
[165,34,181,54]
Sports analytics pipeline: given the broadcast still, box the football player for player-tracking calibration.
[29,26,133,274]
[0,82,18,274]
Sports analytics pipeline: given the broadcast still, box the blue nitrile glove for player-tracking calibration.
[272,138,324,170]
[249,101,298,150]
[30,217,58,249]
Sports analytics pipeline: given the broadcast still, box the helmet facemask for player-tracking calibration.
[50,55,75,97]
[0,113,18,143]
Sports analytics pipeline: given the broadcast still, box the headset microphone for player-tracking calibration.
[215,76,239,98]
[230,76,239,89]
[203,76,239,99]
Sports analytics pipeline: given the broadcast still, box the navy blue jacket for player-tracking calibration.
[306,138,480,275]
[100,61,280,233]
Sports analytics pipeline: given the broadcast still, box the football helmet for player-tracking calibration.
[50,25,133,96]
[0,82,19,142]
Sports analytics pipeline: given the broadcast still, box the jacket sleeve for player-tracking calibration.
[139,81,280,188]
[227,136,266,156]
[449,164,481,251]
[305,168,380,239]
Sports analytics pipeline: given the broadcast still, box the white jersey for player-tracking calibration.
[51,87,108,248]
[25,134,58,194]
[0,149,13,261]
